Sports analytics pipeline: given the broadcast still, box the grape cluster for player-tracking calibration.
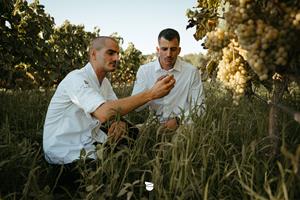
[223,0,300,81]
[205,28,232,63]
[276,2,300,30]
[200,0,300,104]
[235,19,283,80]
[217,41,251,105]
[205,28,231,51]
[292,12,300,29]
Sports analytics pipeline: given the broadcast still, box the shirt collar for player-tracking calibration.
[84,62,101,87]
[154,58,182,72]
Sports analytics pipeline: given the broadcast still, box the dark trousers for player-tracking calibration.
[50,162,81,194]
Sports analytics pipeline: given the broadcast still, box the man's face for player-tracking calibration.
[157,37,181,70]
[95,39,120,72]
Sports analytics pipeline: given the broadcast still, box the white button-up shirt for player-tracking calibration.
[132,58,205,122]
[43,63,117,164]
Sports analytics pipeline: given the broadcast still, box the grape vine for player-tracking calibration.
[187,0,300,103]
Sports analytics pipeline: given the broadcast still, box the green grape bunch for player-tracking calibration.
[217,41,251,105]
[188,0,300,104]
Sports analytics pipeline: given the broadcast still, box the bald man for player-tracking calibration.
[43,36,175,165]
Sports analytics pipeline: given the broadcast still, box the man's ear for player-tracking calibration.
[178,47,181,55]
[156,46,159,53]
[90,49,97,61]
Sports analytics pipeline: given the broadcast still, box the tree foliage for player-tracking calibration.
[46,21,100,87]
[0,0,55,88]
[0,0,142,89]
[110,42,145,86]
[186,0,221,40]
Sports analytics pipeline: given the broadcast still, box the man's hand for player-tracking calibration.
[156,74,168,82]
[107,121,128,142]
[150,74,175,100]
[162,118,179,130]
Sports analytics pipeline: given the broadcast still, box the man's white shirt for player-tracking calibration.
[43,63,117,164]
[132,58,205,122]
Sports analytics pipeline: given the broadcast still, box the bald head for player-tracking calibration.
[89,36,118,60]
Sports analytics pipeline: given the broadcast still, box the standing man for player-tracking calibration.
[43,36,175,165]
[132,28,205,130]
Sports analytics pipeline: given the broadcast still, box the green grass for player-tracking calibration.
[0,84,300,199]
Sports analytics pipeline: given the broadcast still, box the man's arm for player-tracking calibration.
[92,75,175,123]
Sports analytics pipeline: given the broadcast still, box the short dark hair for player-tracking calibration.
[88,36,118,61]
[158,28,180,43]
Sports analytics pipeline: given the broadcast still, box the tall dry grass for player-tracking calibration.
[0,84,299,199]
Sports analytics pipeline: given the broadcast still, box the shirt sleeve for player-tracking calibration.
[131,67,149,111]
[66,76,106,115]
[132,67,147,95]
